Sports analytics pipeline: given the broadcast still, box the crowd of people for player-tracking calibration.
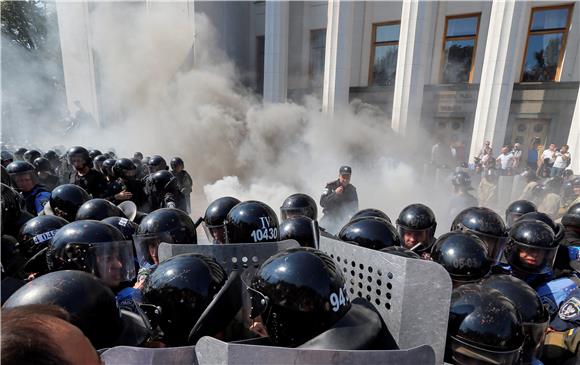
[1,144,579,365]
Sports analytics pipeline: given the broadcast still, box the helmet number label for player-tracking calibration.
[32,230,58,245]
[250,227,278,242]
[329,286,348,312]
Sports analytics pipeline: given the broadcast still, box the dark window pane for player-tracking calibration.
[446,16,478,37]
[310,30,326,87]
[531,8,569,31]
[376,24,400,42]
[442,39,475,83]
[522,33,563,81]
[311,29,326,49]
[372,44,398,86]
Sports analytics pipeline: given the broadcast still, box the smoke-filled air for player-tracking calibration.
[1,2,453,230]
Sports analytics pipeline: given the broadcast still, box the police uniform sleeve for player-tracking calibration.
[320,183,338,208]
[34,191,51,214]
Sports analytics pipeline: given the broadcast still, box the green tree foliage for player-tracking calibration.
[1,0,47,50]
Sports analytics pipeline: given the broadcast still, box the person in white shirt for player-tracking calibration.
[551,144,571,177]
[496,146,513,175]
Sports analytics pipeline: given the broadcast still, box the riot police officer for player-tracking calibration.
[505,199,537,228]
[201,196,241,244]
[280,193,318,220]
[6,161,51,215]
[396,203,437,257]
[109,158,146,209]
[67,146,107,198]
[43,184,90,222]
[320,166,358,234]
[46,220,136,289]
[33,157,59,191]
[144,170,187,212]
[170,157,193,214]
[223,200,279,243]
[279,216,319,248]
[339,216,401,250]
[147,155,167,174]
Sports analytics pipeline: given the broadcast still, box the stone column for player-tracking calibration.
[263,0,289,103]
[322,0,354,114]
[390,0,436,137]
[55,1,100,125]
[468,0,530,161]
[566,90,580,173]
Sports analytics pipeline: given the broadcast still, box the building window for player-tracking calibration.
[521,4,574,82]
[256,36,265,95]
[441,13,480,84]
[369,22,400,86]
[309,29,326,88]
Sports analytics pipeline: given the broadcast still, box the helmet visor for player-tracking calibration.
[447,337,521,365]
[506,213,523,228]
[92,240,136,288]
[505,240,558,274]
[280,207,309,221]
[521,320,548,362]
[241,269,270,319]
[133,232,173,267]
[202,222,227,245]
[467,230,506,265]
[397,226,435,252]
[9,170,37,189]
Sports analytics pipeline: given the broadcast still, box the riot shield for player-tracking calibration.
[101,345,197,365]
[318,236,452,364]
[194,336,436,365]
[158,240,300,273]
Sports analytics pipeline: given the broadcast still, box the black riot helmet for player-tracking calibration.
[113,158,138,180]
[44,149,58,161]
[279,216,320,248]
[380,246,420,259]
[33,157,52,172]
[202,196,241,244]
[75,198,126,221]
[101,158,116,178]
[280,193,318,220]
[18,215,69,259]
[101,216,139,241]
[88,149,102,160]
[93,154,107,171]
[46,220,136,288]
[1,165,10,186]
[224,200,279,244]
[351,208,391,223]
[451,207,507,264]
[1,150,14,166]
[146,170,178,196]
[170,157,184,170]
[505,220,557,275]
[451,171,473,190]
[134,208,197,267]
[148,155,167,173]
[396,203,437,253]
[142,254,227,346]
[14,147,27,161]
[23,149,41,164]
[66,146,91,168]
[518,211,565,244]
[481,275,549,363]
[6,161,38,187]
[505,200,537,227]
[568,202,580,216]
[338,217,401,250]
[446,284,524,365]
[46,184,90,222]
[431,232,491,287]
[133,152,143,161]
[247,247,351,347]
[1,183,26,230]
[3,270,149,349]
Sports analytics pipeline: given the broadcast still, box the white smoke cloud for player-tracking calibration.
[2,2,457,233]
